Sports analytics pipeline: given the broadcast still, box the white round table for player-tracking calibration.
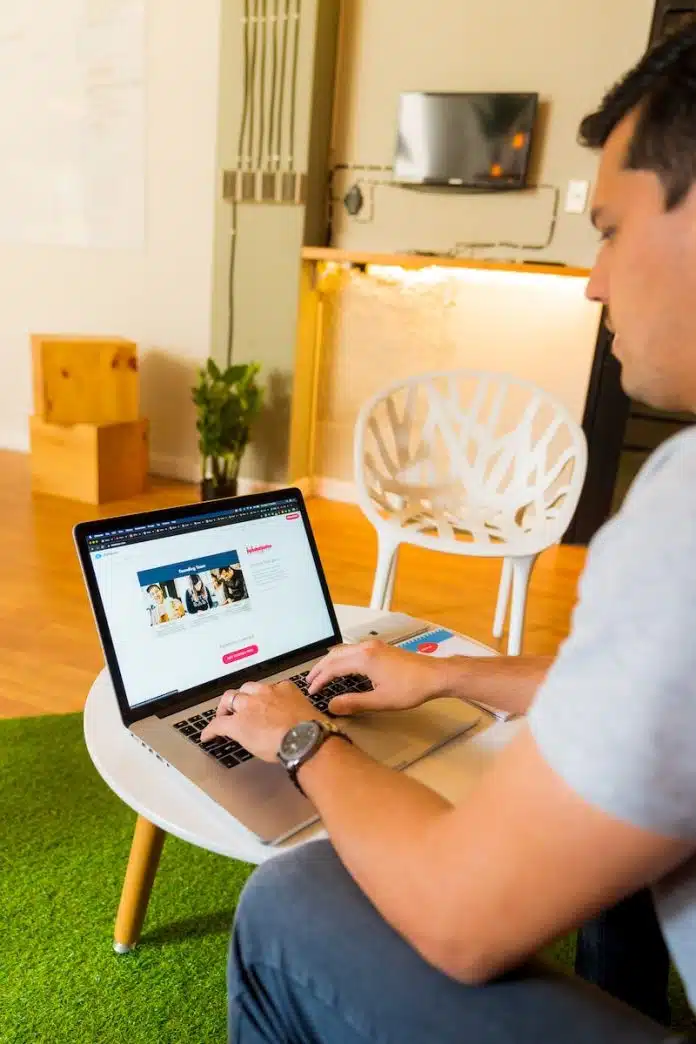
[84,604,520,951]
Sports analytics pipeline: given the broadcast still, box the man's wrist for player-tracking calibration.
[294,726,352,792]
[276,716,348,792]
[277,713,331,751]
[429,655,471,701]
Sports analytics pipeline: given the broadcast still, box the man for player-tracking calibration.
[221,563,248,603]
[202,25,696,1043]
[145,582,185,625]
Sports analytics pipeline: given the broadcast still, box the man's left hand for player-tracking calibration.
[200,681,326,762]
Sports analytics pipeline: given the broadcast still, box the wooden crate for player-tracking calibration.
[29,416,149,504]
[31,334,139,426]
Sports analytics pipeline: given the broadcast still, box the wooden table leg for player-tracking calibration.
[113,815,166,954]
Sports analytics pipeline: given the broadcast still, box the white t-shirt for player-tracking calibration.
[529,427,696,1012]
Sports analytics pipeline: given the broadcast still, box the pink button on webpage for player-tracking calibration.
[222,645,259,664]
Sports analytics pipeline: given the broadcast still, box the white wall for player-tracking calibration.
[0,0,222,479]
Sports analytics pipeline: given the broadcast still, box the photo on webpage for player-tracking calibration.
[139,551,250,629]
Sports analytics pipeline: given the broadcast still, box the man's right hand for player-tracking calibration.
[306,640,448,716]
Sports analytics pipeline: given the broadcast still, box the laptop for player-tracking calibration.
[74,487,481,844]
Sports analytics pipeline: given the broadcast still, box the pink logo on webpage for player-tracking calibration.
[246,544,272,554]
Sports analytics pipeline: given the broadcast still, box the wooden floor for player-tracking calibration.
[0,450,586,719]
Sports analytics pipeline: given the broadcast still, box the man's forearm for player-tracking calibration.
[438,655,554,716]
[298,737,453,960]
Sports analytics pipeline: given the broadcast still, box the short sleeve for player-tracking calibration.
[528,432,696,839]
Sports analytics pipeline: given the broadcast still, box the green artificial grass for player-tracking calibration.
[0,714,693,1042]
[0,714,254,1044]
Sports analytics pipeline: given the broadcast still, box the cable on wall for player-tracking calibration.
[451,184,560,256]
[267,0,280,171]
[256,0,267,169]
[226,201,238,366]
[228,4,255,362]
[288,0,301,170]
[247,0,259,170]
[328,175,559,257]
[276,0,290,171]
[237,0,251,169]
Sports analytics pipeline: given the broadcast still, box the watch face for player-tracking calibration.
[280,720,321,762]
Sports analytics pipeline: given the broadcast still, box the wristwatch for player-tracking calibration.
[277,719,353,796]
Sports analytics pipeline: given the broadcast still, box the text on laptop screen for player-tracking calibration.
[87,495,335,709]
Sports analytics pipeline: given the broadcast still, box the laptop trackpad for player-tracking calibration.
[343,699,480,764]
[343,717,409,761]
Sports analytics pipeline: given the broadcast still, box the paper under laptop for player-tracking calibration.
[342,613,513,722]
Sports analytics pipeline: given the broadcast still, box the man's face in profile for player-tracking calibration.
[587,109,696,413]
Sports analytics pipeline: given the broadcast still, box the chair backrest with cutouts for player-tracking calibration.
[354,370,588,549]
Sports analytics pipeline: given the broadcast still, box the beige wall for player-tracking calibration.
[330,0,655,267]
[0,0,223,477]
[315,265,601,486]
[310,0,655,491]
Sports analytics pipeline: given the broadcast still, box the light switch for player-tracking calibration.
[565,179,590,214]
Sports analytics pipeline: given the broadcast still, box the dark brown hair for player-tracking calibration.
[580,23,696,209]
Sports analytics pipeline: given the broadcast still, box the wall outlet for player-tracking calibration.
[565,179,590,214]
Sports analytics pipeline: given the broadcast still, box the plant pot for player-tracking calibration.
[200,477,238,502]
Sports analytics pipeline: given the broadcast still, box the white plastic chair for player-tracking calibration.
[354,370,587,655]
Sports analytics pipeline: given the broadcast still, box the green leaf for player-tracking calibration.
[223,363,250,384]
[191,358,265,465]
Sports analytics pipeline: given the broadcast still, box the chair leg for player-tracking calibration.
[382,545,400,611]
[507,554,538,656]
[493,557,512,639]
[370,538,399,612]
[113,815,166,954]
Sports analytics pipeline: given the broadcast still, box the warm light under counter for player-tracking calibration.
[300,247,591,281]
[289,247,599,496]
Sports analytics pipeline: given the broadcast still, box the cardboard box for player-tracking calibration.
[29,416,149,504]
[31,334,139,426]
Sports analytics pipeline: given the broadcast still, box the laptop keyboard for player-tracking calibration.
[289,670,373,714]
[173,708,254,768]
[173,673,373,770]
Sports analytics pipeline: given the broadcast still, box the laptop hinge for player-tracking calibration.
[153,645,334,719]
[153,685,227,720]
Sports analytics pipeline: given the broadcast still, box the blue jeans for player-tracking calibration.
[576,889,671,1025]
[228,840,683,1043]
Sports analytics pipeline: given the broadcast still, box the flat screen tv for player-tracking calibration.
[394,92,538,190]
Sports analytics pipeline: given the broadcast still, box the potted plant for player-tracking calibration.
[192,358,264,501]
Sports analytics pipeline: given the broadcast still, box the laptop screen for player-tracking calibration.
[85,492,335,711]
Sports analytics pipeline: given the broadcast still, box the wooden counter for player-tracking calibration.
[301,246,591,280]
[289,247,594,492]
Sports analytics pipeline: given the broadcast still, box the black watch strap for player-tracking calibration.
[288,723,353,796]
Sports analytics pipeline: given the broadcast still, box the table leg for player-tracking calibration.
[113,815,166,954]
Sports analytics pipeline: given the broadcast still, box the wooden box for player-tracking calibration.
[31,334,139,426]
[29,416,149,504]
